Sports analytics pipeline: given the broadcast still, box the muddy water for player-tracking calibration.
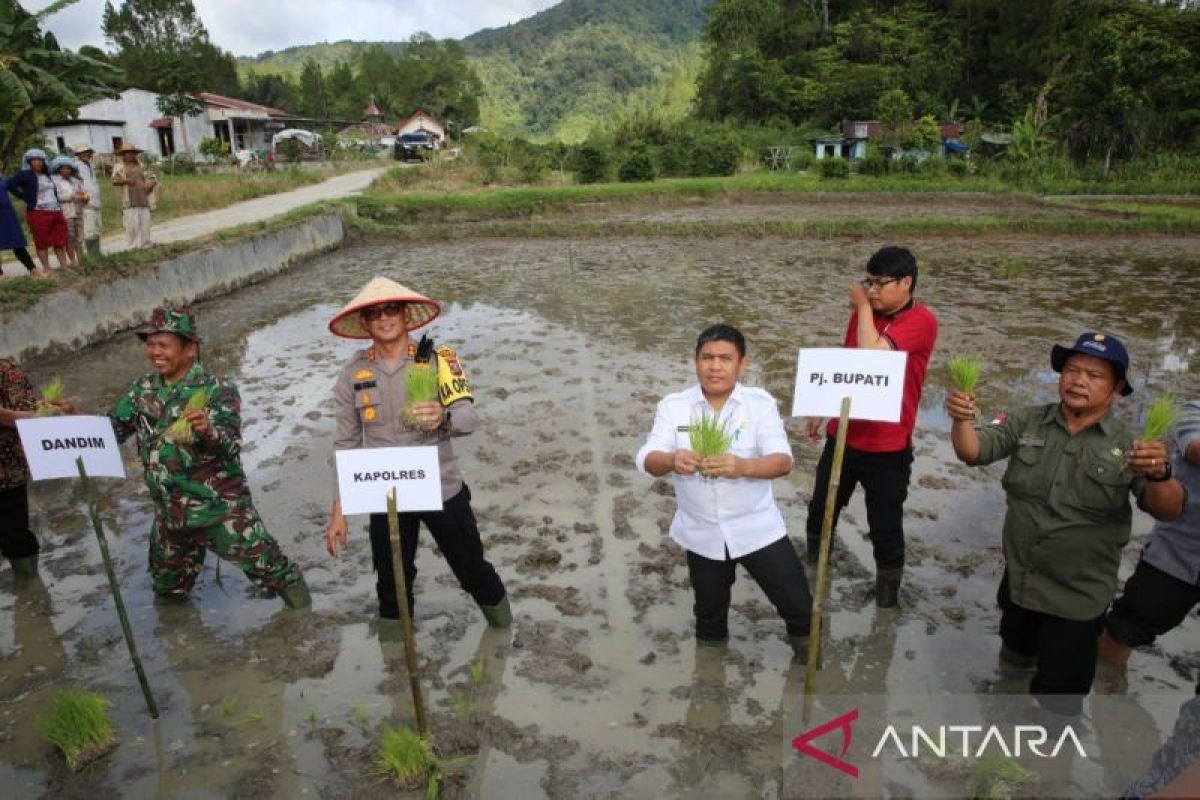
[3,227,1199,798]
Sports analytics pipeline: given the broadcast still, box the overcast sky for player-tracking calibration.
[31,0,560,56]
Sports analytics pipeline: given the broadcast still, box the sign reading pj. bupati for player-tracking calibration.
[791,348,908,422]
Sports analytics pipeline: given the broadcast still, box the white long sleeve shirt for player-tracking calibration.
[635,383,793,560]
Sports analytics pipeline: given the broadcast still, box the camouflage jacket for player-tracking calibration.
[109,362,251,530]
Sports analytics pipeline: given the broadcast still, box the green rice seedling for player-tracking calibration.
[354,704,371,728]
[220,697,238,716]
[452,690,472,721]
[946,356,982,394]
[468,658,487,688]
[165,389,210,445]
[996,258,1029,279]
[1142,393,1179,442]
[35,376,65,416]
[376,726,440,795]
[243,709,264,724]
[404,363,440,425]
[689,411,732,460]
[37,688,119,771]
[966,756,1036,798]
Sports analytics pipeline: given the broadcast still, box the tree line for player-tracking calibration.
[695,0,1200,164]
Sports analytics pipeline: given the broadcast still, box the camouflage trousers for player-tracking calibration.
[149,507,301,598]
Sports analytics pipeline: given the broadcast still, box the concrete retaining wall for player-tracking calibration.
[0,213,344,361]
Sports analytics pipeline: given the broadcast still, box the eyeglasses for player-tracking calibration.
[362,302,406,322]
[860,276,901,290]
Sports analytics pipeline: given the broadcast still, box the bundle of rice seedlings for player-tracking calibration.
[966,756,1037,799]
[946,356,982,394]
[689,411,732,460]
[35,376,65,416]
[164,390,210,445]
[376,726,441,797]
[37,687,119,771]
[1142,393,1179,442]
[403,363,440,426]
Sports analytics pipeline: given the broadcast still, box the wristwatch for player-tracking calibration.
[1147,461,1173,482]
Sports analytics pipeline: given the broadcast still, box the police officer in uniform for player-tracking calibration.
[324,277,510,627]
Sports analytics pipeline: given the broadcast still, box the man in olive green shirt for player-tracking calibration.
[946,332,1184,716]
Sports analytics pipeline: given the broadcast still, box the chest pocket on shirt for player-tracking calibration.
[355,388,382,426]
[1075,457,1130,513]
[1003,442,1047,499]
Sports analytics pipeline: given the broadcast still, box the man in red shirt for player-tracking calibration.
[804,246,938,607]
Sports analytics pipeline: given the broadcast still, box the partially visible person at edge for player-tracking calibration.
[71,143,102,257]
[6,148,69,272]
[803,246,938,607]
[946,332,1185,717]
[0,360,64,580]
[107,306,310,608]
[1100,397,1200,668]
[49,155,82,268]
[636,324,813,657]
[324,277,511,628]
[110,141,156,249]
[0,176,40,277]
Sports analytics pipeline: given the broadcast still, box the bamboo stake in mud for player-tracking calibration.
[804,397,851,708]
[75,457,159,719]
[386,487,428,736]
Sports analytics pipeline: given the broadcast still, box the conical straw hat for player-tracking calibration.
[328,276,441,339]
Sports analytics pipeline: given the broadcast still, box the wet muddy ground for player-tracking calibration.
[2,205,1199,798]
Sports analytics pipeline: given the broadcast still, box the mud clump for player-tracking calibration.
[512,621,604,690]
[511,583,590,617]
[514,540,566,576]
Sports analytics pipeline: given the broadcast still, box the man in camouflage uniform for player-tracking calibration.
[109,306,310,607]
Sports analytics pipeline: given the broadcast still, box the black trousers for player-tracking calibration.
[1106,559,1200,649]
[0,484,39,561]
[998,573,1104,717]
[686,537,813,641]
[8,247,36,273]
[805,437,912,569]
[367,485,505,620]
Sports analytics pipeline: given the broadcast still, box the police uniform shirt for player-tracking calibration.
[333,347,476,503]
[635,383,794,561]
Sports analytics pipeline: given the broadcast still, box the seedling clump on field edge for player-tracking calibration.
[37,688,119,771]
[36,376,65,416]
[165,389,210,444]
[1142,393,1179,442]
[376,726,442,797]
[966,756,1037,798]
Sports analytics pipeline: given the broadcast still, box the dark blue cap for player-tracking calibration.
[1050,332,1133,396]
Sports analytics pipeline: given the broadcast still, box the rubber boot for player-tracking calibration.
[789,634,811,661]
[279,574,312,610]
[479,595,512,628]
[9,555,39,580]
[875,567,903,608]
[84,238,101,258]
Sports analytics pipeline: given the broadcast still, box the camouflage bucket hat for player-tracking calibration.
[137,306,202,343]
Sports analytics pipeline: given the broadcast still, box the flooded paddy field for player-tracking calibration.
[2,220,1199,798]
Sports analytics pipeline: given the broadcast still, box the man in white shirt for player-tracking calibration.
[636,325,812,655]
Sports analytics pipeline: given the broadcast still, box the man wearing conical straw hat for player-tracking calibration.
[326,277,511,627]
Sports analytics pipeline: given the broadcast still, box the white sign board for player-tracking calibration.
[791,348,908,422]
[16,415,126,480]
[335,446,443,514]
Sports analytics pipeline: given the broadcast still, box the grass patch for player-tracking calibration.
[37,688,119,771]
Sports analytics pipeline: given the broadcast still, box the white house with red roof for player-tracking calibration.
[396,109,445,143]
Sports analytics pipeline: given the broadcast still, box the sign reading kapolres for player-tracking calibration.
[791,348,908,422]
[16,415,126,479]
[335,446,443,514]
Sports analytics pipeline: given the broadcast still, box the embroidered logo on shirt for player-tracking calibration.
[355,369,374,380]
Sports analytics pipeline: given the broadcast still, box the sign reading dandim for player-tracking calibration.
[16,415,126,479]
[335,446,443,514]
[791,348,908,422]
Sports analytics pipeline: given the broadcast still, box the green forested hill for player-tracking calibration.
[236,0,710,140]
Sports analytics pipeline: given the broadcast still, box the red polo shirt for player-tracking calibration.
[826,300,938,452]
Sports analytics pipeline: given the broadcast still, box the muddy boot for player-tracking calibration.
[875,567,903,608]
[479,596,512,628]
[9,555,39,580]
[789,634,811,661]
[279,574,312,610]
[84,238,100,258]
